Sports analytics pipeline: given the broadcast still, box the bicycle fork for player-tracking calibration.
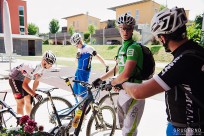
[92,104,107,130]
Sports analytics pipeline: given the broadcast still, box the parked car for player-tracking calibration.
[106,40,121,45]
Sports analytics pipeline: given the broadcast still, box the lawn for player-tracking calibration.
[17,44,172,74]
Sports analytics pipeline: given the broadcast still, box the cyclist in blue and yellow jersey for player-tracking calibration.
[70,33,108,100]
[92,13,145,136]
[120,7,204,136]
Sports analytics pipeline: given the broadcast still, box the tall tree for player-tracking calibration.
[88,24,95,44]
[49,19,60,45]
[68,25,75,36]
[49,19,60,34]
[28,23,39,35]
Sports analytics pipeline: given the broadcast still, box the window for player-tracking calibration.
[89,20,92,25]
[135,9,139,22]
[154,8,158,14]
[94,21,97,26]
[76,21,79,28]
[127,11,131,15]
[19,6,25,34]
[73,21,75,27]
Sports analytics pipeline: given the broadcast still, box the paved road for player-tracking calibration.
[0,59,167,136]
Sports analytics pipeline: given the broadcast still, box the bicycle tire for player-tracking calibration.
[30,96,73,132]
[99,92,120,129]
[0,113,6,131]
[86,105,116,136]
[99,92,119,110]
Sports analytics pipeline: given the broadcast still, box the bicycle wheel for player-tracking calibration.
[30,96,73,132]
[86,105,116,136]
[99,92,119,111]
[99,92,120,129]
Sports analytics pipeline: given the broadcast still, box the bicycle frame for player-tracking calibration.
[49,80,104,136]
[0,99,21,128]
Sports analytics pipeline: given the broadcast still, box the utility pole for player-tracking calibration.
[103,27,105,45]
[202,13,204,31]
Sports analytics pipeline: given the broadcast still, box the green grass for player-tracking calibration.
[42,44,120,60]
[17,44,172,74]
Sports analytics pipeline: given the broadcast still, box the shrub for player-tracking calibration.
[0,115,50,136]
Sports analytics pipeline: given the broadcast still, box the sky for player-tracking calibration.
[26,0,204,33]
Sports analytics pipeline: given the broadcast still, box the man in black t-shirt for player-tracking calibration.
[120,7,204,136]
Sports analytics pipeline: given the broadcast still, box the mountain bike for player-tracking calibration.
[31,76,119,130]
[31,80,116,136]
[0,91,21,132]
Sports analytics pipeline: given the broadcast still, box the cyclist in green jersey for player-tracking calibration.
[92,13,145,136]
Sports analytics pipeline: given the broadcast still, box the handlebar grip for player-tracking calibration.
[106,66,109,73]
[72,80,80,83]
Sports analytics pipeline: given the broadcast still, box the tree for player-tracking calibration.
[187,14,204,47]
[28,23,39,35]
[68,25,75,36]
[132,30,142,42]
[88,24,95,44]
[159,5,167,11]
[49,19,60,45]
[49,19,60,34]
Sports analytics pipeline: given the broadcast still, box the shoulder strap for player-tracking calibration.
[178,85,204,109]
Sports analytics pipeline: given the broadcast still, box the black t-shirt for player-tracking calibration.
[154,40,204,126]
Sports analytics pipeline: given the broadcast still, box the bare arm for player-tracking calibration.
[32,75,41,94]
[95,54,107,67]
[111,60,136,86]
[122,78,165,99]
[100,65,118,81]
[22,77,37,97]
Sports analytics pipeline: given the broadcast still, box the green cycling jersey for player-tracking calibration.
[117,39,143,83]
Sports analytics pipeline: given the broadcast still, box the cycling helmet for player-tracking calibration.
[150,7,188,36]
[117,13,136,26]
[43,50,56,65]
[70,33,82,45]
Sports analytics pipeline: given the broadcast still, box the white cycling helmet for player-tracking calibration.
[43,50,56,65]
[70,33,82,45]
[150,7,188,36]
[117,13,136,26]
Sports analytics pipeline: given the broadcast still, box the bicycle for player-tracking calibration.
[31,80,116,136]
[31,76,119,130]
[0,91,21,132]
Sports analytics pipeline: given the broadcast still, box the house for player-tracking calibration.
[0,0,42,56]
[51,0,190,45]
[63,13,100,33]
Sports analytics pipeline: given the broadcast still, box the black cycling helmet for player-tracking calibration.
[43,50,56,65]
[150,7,188,37]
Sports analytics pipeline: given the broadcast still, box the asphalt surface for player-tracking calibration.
[0,59,167,136]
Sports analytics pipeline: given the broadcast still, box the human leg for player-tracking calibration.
[24,95,32,116]
[73,70,90,97]
[122,99,145,136]
[15,99,25,115]
[9,79,25,115]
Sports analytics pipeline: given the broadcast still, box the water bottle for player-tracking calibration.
[72,109,82,128]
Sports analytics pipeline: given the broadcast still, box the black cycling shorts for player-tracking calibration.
[9,79,29,99]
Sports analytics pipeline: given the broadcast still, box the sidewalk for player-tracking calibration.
[0,59,167,135]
